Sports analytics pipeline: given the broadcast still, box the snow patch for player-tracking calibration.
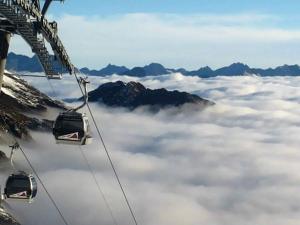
[1,74,45,108]
[4,70,11,74]
[1,87,17,99]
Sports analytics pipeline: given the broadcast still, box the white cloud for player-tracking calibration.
[8,13,300,69]
[2,74,300,225]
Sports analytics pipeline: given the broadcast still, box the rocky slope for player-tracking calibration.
[0,71,65,138]
[87,81,214,109]
[0,207,20,225]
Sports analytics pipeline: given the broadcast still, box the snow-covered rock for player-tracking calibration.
[0,71,65,138]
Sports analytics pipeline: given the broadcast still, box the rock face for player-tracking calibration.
[0,71,65,137]
[87,81,214,109]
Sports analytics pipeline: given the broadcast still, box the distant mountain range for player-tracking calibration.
[7,52,300,77]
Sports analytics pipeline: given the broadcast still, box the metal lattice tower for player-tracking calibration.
[0,0,75,90]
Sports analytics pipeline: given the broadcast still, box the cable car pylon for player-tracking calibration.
[0,0,75,92]
[0,30,11,94]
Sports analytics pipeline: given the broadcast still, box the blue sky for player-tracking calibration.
[49,0,296,16]
[10,0,300,69]
[49,0,300,25]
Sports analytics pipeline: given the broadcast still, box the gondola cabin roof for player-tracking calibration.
[56,111,85,120]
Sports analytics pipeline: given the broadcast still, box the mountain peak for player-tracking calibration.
[87,80,213,109]
[215,62,251,76]
[122,63,169,77]
[80,64,129,76]
[144,63,168,76]
[188,66,214,77]
[226,62,250,70]
[146,62,165,68]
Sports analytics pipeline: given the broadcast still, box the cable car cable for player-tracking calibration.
[0,115,70,225]
[17,146,70,225]
[73,71,139,225]
[44,75,119,225]
[47,78,56,97]
[78,146,119,225]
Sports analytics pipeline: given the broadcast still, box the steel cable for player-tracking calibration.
[44,74,119,225]
[0,115,70,225]
[73,71,139,225]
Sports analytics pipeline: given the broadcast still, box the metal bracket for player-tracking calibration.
[0,18,16,33]
[9,142,19,171]
[71,77,90,112]
[0,185,3,205]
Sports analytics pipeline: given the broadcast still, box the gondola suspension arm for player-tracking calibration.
[9,143,19,172]
[71,77,90,112]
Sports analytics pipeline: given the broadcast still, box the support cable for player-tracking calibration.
[44,75,119,225]
[47,78,56,97]
[73,71,139,225]
[78,146,119,225]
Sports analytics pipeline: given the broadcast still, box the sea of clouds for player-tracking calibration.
[1,73,300,225]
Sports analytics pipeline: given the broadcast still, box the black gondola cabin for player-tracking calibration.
[53,112,92,145]
[4,173,37,202]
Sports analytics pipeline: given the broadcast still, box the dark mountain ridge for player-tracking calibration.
[7,52,300,77]
[87,81,214,110]
[81,64,129,76]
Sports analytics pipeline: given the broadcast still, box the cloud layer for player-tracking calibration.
[1,74,300,225]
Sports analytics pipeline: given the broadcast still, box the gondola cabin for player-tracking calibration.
[53,112,92,145]
[4,173,37,202]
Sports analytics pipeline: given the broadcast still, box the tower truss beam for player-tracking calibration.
[0,0,75,78]
[0,30,11,93]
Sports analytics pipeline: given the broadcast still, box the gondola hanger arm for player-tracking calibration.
[70,76,90,112]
